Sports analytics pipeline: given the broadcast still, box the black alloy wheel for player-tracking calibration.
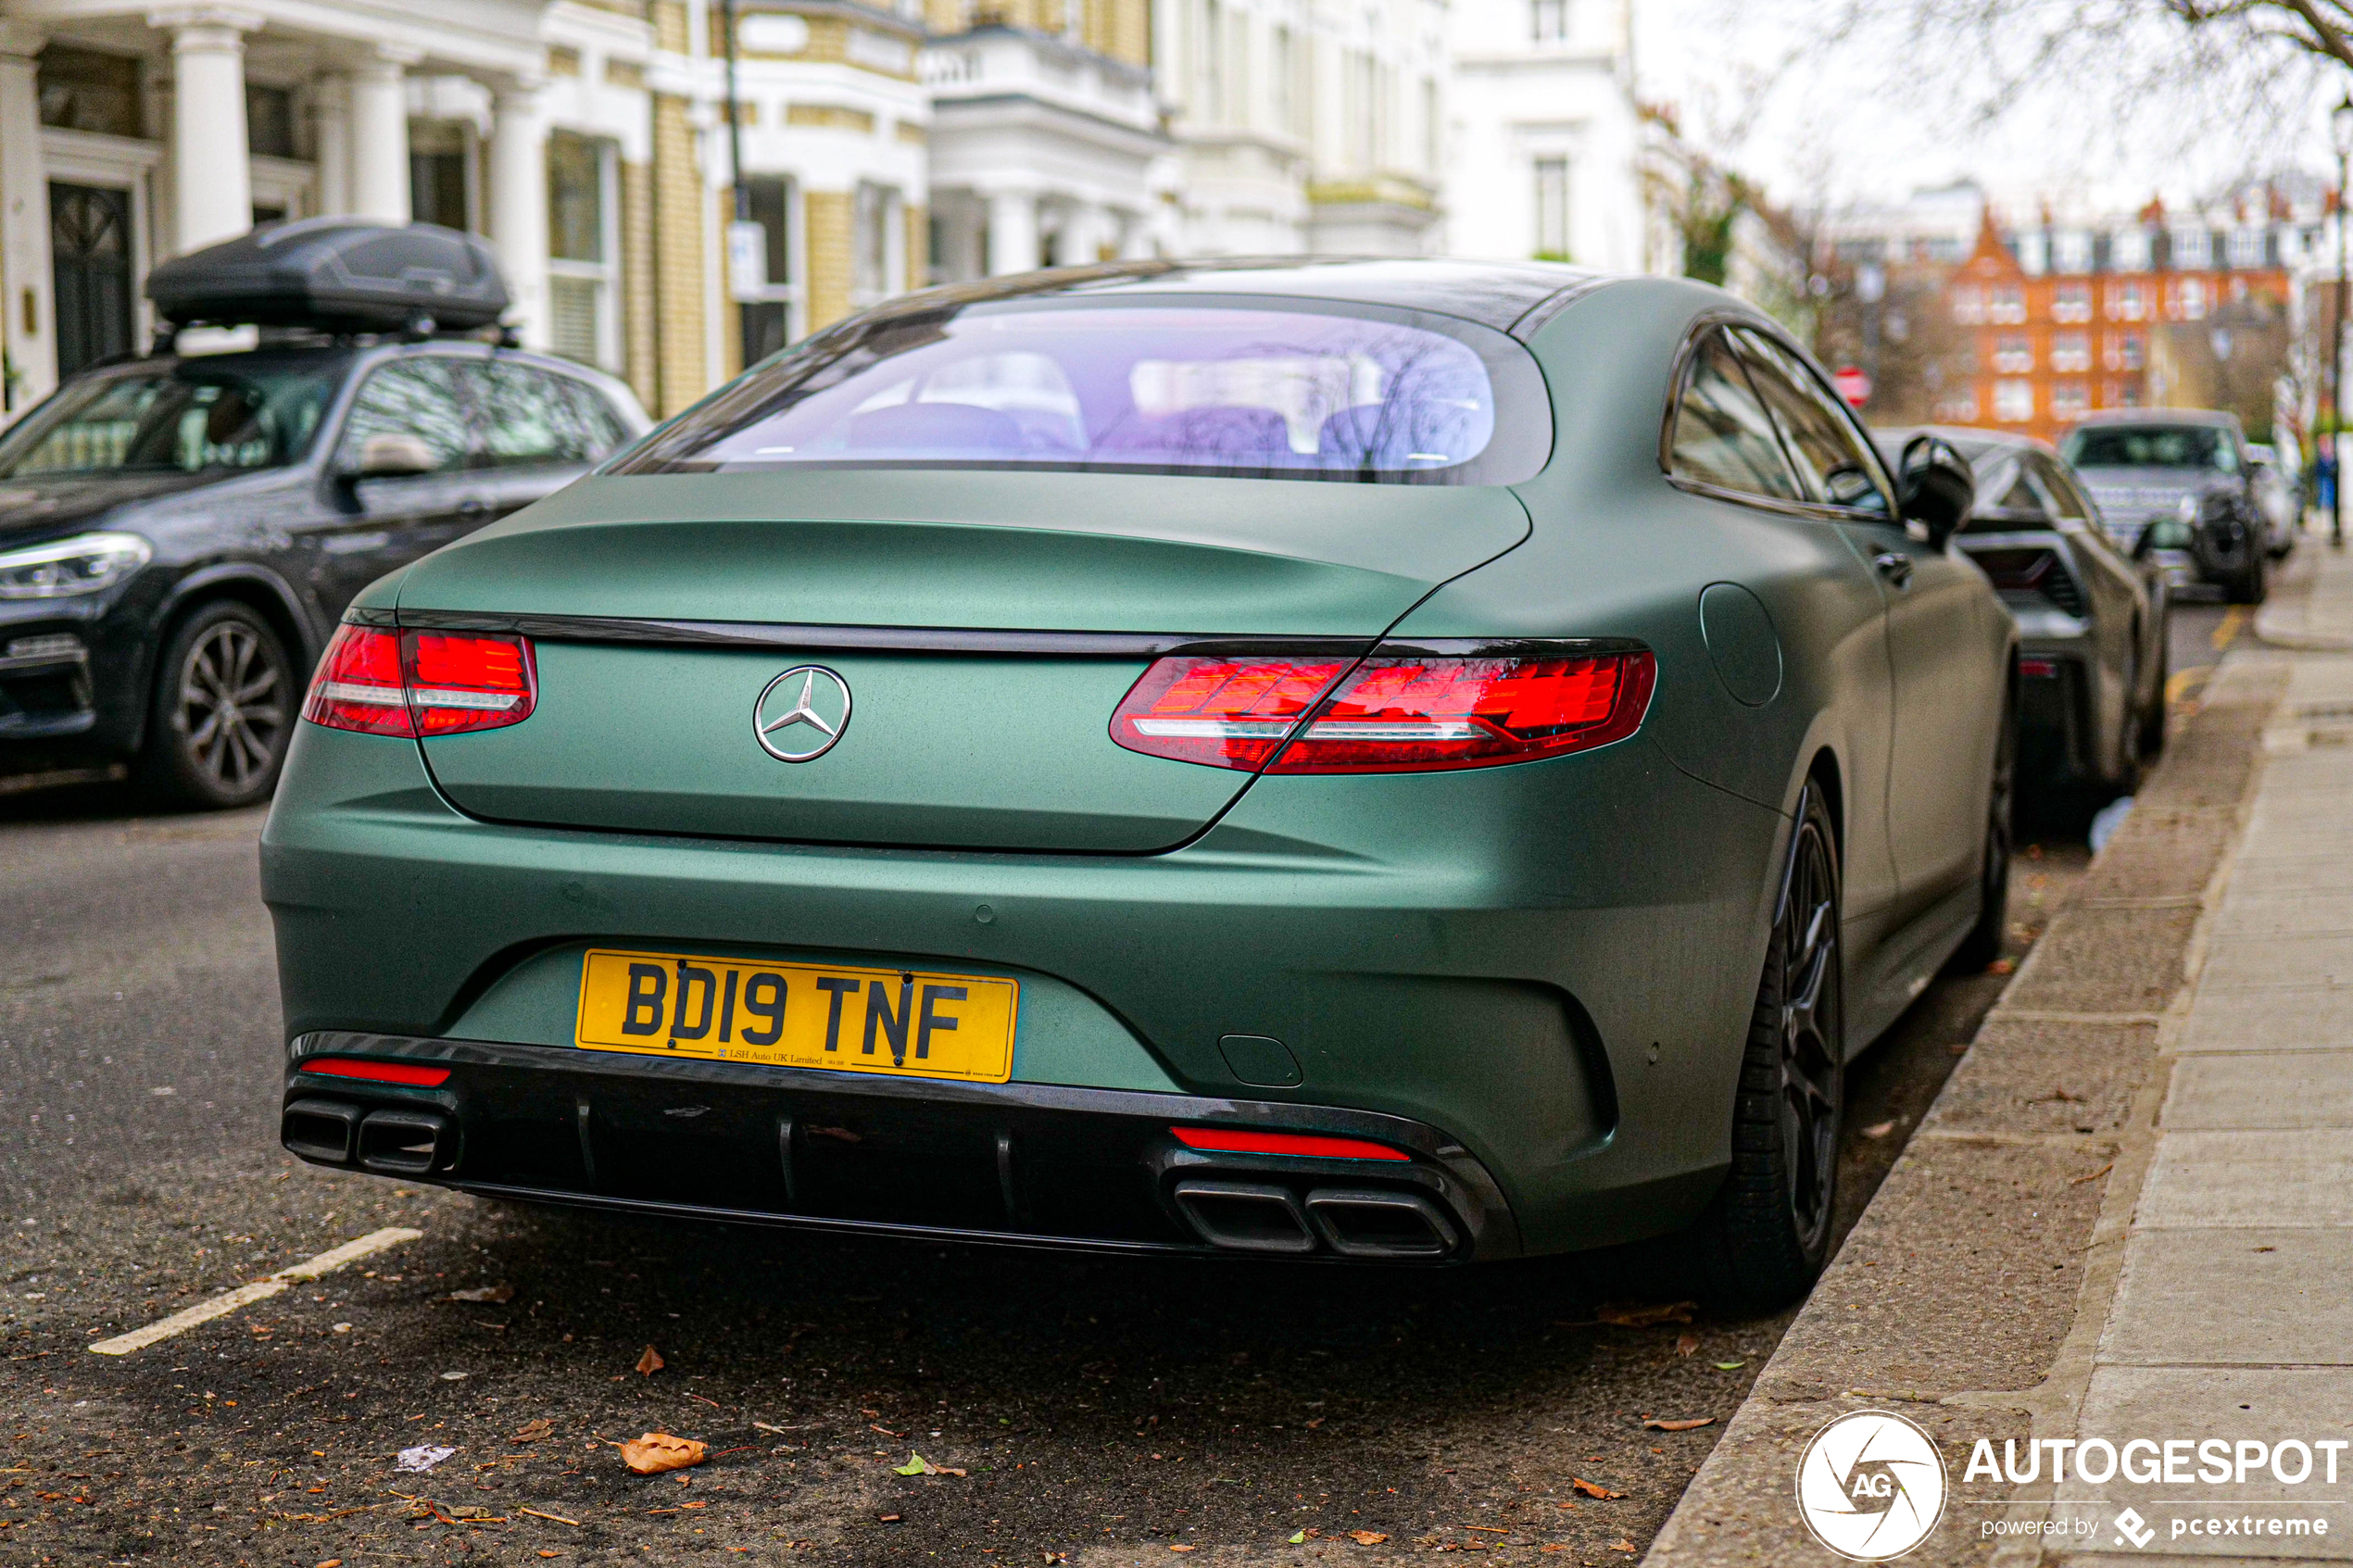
[1697,784,1845,1308]
[1951,687,2017,972]
[139,601,296,809]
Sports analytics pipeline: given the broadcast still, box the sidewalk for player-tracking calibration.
[1647,551,2353,1565]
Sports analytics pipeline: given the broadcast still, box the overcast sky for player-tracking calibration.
[1630,0,2343,219]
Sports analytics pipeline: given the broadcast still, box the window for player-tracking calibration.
[612,302,1549,484]
[336,358,471,474]
[1531,0,1568,41]
[2051,332,2090,372]
[2060,424,2238,473]
[1993,335,2032,373]
[1990,285,2026,324]
[2051,382,2090,420]
[1994,380,2034,422]
[463,362,625,467]
[2052,282,2092,323]
[2111,226,2152,271]
[36,45,140,138]
[2052,230,2093,273]
[410,148,470,232]
[2170,226,2211,270]
[2108,281,2146,321]
[1952,284,1985,325]
[1934,392,1981,423]
[1667,331,1800,501]
[853,182,901,304]
[1731,328,1894,513]
[0,360,336,477]
[547,132,620,371]
[2106,332,2145,372]
[738,175,799,366]
[1533,157,1569,261]
[246,84,297,160]
[2228,228,2265,269]
[2172,277,2207,320]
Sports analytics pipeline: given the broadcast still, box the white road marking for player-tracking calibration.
[87,1227,422,1357]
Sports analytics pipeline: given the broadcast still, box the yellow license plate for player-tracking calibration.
[574,947,1018,1084]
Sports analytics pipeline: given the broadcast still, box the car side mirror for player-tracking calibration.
[1895,434,1975,550]
[346,433,438,481]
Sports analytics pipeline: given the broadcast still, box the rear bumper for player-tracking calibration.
[280,1029,1520,1262]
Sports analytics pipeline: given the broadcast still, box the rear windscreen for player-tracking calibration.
[2062,425,2236,473]
[608,300,1551,484]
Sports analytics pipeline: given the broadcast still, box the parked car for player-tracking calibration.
[0,221,647,808]
[2245,442,2302,557]
[262,260,2011,1307]
[2060,409,2271,603]
[1879,426,2166,797]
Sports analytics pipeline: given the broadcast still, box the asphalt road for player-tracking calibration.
[1,585,2252,1563]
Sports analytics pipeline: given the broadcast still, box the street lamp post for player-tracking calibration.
[2333,96,2353,548]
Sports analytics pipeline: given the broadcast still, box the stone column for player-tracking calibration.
[152,7,264,256]
[487,80,548,347]
[346,51,417,223]
[1061,201,1109,266]
[0,21,53,411]
[985,188,1037,276]
[312,72,350,216]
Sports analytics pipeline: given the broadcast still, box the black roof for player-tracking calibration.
[836,257,1619,340]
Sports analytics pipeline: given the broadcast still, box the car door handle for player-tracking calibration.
[1873,550,1914,587]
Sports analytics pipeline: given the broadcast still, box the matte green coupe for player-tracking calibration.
[263,260,2008,1305]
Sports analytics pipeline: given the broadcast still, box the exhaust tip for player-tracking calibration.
[357,1108,456,1175]
[283,1098,362,1164]
[1304,1186,1458,1259]
[1170,1179,1317,1255]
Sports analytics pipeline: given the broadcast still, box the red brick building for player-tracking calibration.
[1937,207,2293,445]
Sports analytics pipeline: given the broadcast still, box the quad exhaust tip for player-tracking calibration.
[1171,1178,1459,1260]
[282,1098,456,1175]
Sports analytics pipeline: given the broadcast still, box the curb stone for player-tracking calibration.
[1640,658,2288,1568]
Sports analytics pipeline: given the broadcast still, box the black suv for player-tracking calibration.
[2061,409,2271,604]
[0,338,647,806]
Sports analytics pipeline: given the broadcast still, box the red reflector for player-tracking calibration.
[1110,649,1655,772]
[1170,1125,1410,1161]
[2019,657,2059,678]
[302,624,536,737]
[298,1057,451,1087]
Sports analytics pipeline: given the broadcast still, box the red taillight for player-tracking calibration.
[1111,649,1655,772]
[302,624,536,737]
[298,1057,451,1087]
[2019,657,2059,678]
[1170,1125,1410,1161]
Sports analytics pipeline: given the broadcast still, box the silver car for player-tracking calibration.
[1880,426,2168,797]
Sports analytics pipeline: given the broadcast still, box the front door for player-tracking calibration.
[50,182,134,377]
[310,355,481,615]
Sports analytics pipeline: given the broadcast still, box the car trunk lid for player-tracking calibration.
[396,471,1529,850]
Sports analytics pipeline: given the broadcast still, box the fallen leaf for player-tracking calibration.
[518,1507,581,1525]
[618,1434,706,1475]
[635,1346,665,1376]
[1593,1300,1695,1328]
[1042,1553,1070,1564]
[877,1513,902,1523]
[1610,1540,1637,1554]
[444,1285,515,1303]
[395,1445,458,1474]
[511,1419,555,1444]
[1860,1121,1895,1139]
[315,1560,344,1567]
[1712,1361,1746,1371]
[1171,1547,1198,1553]
[1569,1478,1625,1499]
[1289,1531,1308,1545]
[2070,1162,2114,1185]
[891,1452,967,1476]
[1987,958,2016,975]
[1673,1333,1699,1357]
[1349,1530,1389,1544]
[1642,1417,1717,1432]
[872,1424,906,1437]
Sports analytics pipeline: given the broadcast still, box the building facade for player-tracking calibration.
[1443,0,1641,270]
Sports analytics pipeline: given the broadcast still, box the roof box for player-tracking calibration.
[146,219,509,332]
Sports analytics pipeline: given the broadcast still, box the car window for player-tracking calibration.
[1730,329,1894,515]
[466,360,608,468]
[551,375,631,459]
[605,300,1550,485]
[1667,329,1802,501]
[337,358,470,474]
[2062,423,2238,474]
[0,360,337,477]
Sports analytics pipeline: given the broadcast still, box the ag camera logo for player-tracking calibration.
[1795,1410,1948,1561]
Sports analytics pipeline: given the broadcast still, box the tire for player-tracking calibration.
[1692,785,1844,1311]
[2225,545,2268,605]
[135,600,296,809]
[1950,692,2016,973]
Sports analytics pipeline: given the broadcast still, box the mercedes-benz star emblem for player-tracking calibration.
[753,666,852,762]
